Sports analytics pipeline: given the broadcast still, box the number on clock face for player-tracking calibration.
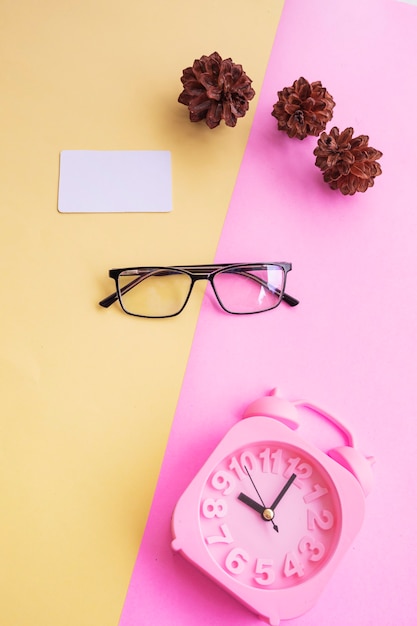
[199,442,341,589]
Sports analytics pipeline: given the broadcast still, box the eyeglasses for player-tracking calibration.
[99,263,299,318]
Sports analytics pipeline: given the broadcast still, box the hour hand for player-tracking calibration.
[238,492,265,514]
[238,492,279,533]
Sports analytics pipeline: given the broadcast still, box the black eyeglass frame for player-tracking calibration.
[99,263,299,318]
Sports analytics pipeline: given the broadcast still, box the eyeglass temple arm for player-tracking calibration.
[99,271,299,309]
[281,291,299,307]
[99,274,148,308]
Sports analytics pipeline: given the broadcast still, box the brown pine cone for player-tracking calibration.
[271,77,335,140]
[178,51,255,129]
[314,127,383,195]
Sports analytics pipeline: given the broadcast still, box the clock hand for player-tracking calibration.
[244,465,267,507]
[237,492,265,514]
[270,473,297,511]
[240,466,279,533]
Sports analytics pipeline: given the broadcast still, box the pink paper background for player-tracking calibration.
[119,0,417,624]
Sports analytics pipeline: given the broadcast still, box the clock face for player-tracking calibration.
[198,441,342,590]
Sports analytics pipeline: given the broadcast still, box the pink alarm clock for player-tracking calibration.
[171,389,374,625]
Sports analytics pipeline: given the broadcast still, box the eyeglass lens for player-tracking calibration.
[117,265,285,317]
[213,266,285,314]
[118,269,192,317]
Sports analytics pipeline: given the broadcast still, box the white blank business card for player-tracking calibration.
[58,150,172,213]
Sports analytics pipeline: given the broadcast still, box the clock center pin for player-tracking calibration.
[262,508,274,521]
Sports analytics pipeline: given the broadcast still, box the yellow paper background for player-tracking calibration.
[0,1,284,624]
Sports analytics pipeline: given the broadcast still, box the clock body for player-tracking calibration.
[171,415,366,626]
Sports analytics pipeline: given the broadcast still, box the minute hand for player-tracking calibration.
[270,473,297,511]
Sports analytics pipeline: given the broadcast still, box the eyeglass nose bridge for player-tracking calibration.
[185,271,220,311]
[169,267,246,315]
[176,266,226,305]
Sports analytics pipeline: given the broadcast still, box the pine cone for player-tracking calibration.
[314,127,383,195]
[271,77,335,140]
[178,51,255,129]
